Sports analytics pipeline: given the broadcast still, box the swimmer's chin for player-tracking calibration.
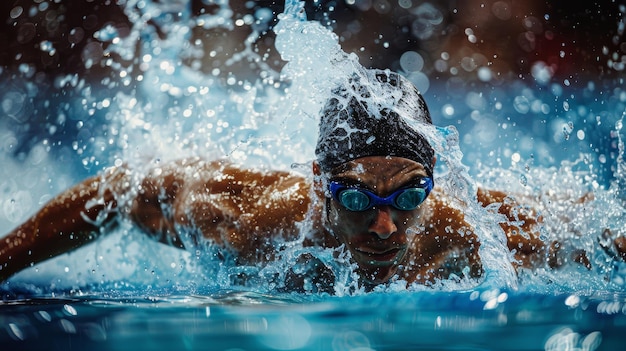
[358,268,398,286]
[354,251,407,285]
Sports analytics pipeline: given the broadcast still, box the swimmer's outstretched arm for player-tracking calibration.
[476,188,626,269]
[0,158,312,282]
[0,168,124,282]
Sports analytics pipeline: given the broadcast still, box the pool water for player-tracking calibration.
[2,0,626,350]
[2,290,625,351]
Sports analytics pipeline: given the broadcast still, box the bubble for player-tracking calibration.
[82,42,104,68]
[406,71,430,93]
[522,16,543,34]
[398,0,412,9]
[562,121,574,141]
[8,323,24,341]
[411,3,443,40]
[399,51,424,72]
[10,6,24,19]
[39,40,56,55]
[441,104,455,119]
[531,61,554,85]
[545,329,602,351]
[461,55,478,71]
[465,91,486,110]
[564,295,580,308]
[491,1,511,20]
[511,153,521,163]
[519,174,528,186]
[36,310,52,322]
[69,27,85,44]
[374,0,391,14]
[477,67,492,82]
[17,22,36,44]
[255,7,273,23]
[159,61,176,75]
[513,95,530,114]
[563,101,570,111]
[59,319,77,334]
[434,59,448,72]
[63,304,78,316]
[517,31,536,52]
[2,91,27,122]
[3,190,32,223]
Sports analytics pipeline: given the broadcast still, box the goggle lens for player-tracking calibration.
[394,188,427,210]
[339,189,371,212]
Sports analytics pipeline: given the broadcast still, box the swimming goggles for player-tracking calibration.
[329,178,433,212]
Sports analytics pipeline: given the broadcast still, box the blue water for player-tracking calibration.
[2,0,626,350]
[1,290,625,351]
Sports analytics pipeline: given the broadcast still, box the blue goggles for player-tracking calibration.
[329,178,433,212]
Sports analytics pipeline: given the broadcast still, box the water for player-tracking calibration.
[1,291,624,351]
[2,0,626,350]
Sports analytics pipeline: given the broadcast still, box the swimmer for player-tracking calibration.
[1,69,623,290]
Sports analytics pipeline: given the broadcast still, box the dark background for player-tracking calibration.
[0,0,624,179]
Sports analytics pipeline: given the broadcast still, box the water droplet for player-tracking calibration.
[8,323,24,340]
[562,121,574,140]
[400,51,424,72]
[519,174,528,186]
[63,304,78,316]
[10,6,23,19]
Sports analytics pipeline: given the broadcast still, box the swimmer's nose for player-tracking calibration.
[369,207,397,240]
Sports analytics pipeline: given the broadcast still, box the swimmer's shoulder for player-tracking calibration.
[423,187,467,222]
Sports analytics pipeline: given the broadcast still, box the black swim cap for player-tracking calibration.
[315,69,435,177]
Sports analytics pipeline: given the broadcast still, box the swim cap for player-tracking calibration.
[315,69,435,177]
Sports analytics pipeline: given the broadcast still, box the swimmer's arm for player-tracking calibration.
[476,188,547,268]
[476,188,594,269]
[0,172,121,282]
[129,166,186,249]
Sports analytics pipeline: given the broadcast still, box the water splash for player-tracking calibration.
[1,0,625,296]
[424,124,519,290]
[611,112,626,202]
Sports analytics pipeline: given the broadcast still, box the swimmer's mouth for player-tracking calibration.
[355,246,405,264]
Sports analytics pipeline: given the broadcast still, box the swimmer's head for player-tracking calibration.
[315,69,435,177]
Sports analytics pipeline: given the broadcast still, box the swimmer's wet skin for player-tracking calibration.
[1,69,624,291]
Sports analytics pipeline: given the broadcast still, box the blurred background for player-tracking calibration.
[0,0,624,185]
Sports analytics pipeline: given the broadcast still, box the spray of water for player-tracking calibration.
[1,0,625,296]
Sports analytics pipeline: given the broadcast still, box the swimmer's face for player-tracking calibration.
[319,156,431,284]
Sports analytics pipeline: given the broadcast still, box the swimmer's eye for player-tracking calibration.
[329,178,432,212]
